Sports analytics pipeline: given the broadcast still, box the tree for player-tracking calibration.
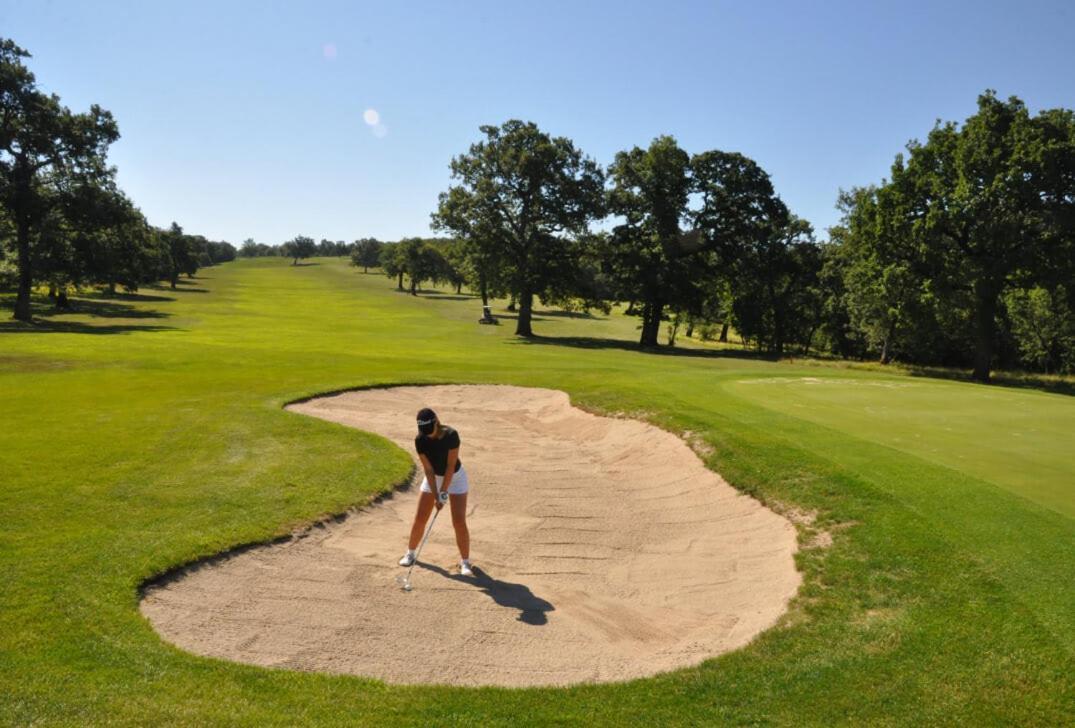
[691,149,798,352]
[62,182,157,295]
[835,186,930,363]
[1004,285,1074,374]
[379,242,405,290]
[0,38,119,321]
[439,239,469,294]
[815,228,868,359]
[283,235,316,265]
[432,193,506,306]
[162,222,196,287]
[726,216,822,355]
[885,92,1075,381]
[351,237,383,272]
[605,136,695,347]
[394,237,442,295]
[206,240,236,264]
[432,120,605,337]
[317,238,336,256]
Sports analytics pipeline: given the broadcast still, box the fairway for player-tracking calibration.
[2,257,1073,726]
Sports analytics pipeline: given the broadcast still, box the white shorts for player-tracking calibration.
[419,466,470,496]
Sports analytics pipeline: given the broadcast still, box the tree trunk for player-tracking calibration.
[639,299,663,347]
[57,290,69,310]
[802,325,818,356]
[667,318,680,347]
[456,281,462,294]
[719,322,730,342]
[772,297,784,357]
[507,295,516,312]
[972,280,999,383]
[515,289,534,337]
[410,277,417,295]
[479,275,489,307]
[13,215,33,322]
[625,301,638,316]
[685,319,694,339]
[879,319,897,365]
[397,272,404,290]
[108,282,116,296]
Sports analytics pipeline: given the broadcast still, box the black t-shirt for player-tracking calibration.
[415,425,462,476]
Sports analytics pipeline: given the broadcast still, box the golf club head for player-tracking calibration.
[395,573,412,591]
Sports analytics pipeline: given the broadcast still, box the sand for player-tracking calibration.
[140,385,800,687]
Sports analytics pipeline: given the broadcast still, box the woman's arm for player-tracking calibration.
[440,448,459,493]
[418,453,437,489]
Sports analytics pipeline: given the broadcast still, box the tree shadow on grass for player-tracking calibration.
[39,299,171,320]
[0,292,177,334]
[416,563,554,626]
[508,333,778,363]
[0,319,176,335]
[87,291,176,303]
[416,290,480,301]
[494,310,610,323]
[906,365,1075,398]
[145,279,210,293]
[491,312,550,323]
[532,308,606,320]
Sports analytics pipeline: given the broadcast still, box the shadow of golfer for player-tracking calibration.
[415,563,555,626]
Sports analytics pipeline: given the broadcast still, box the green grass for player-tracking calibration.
[2,257,1072,726]
[728,375,1075,518]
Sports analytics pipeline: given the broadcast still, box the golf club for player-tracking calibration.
[396,499,444,592]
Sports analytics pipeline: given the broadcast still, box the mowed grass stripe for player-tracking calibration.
[1,257,1072,726]
[728,376,1075,518]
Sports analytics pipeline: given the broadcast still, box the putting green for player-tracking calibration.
[727,376,1075,519]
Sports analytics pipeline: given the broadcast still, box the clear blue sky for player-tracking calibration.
[3,0,1074,244]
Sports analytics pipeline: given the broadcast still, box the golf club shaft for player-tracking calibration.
[406,506,441,580]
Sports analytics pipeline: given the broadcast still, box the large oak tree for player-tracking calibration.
[432,120,604,336]
[888,92,1075,381]
[1,39,119,321]
[605,136,695,347]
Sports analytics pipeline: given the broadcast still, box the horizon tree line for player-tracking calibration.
[419,96,1074,381]
[0,38,235,318]
[4,35,1073,380]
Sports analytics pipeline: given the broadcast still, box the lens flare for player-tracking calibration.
[363,108,380,126]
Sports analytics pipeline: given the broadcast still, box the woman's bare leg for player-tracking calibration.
[408,491,437,550]
[449,492,469,560]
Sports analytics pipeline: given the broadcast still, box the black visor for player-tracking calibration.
[417,407,437,434]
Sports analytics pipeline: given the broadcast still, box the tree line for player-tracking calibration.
[0,39,236,319]
[5,35,1072,380]
[406,99,1073,381]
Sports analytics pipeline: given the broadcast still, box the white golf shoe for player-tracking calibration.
[460,559,474,577]
[398,550,416,567]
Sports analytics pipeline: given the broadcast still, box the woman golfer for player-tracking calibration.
[399,407,473,577]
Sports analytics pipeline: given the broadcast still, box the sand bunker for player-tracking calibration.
[141,385,800,686]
